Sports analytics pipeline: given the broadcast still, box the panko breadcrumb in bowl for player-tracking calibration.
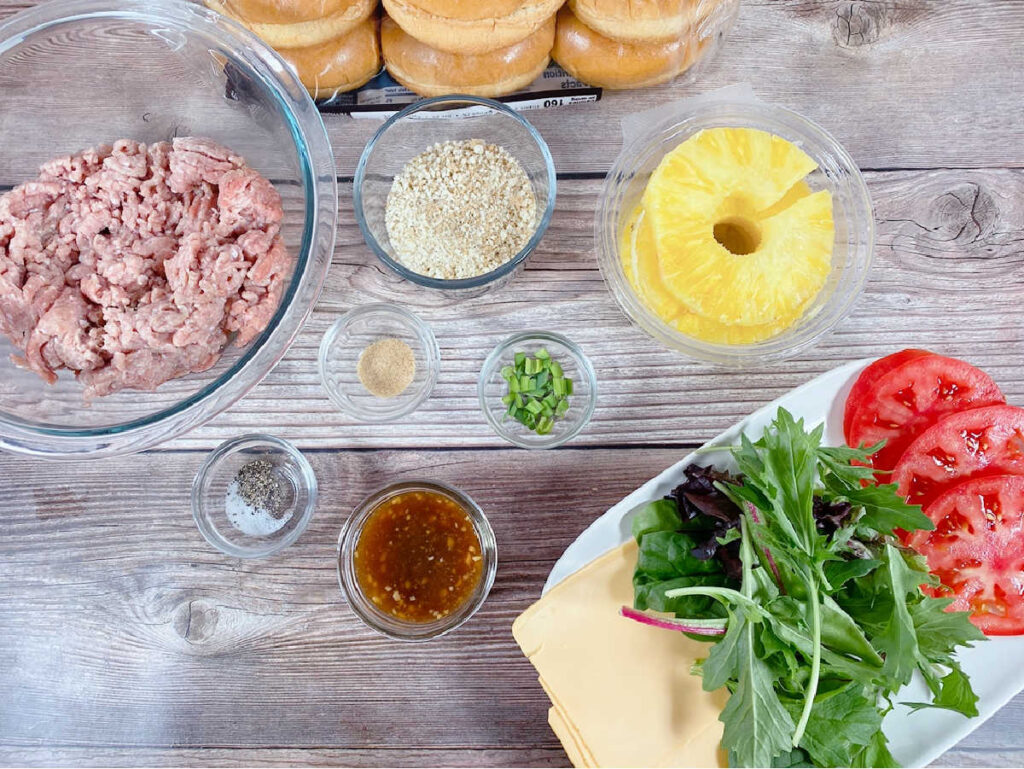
[354,96,556,295]
[0,0,337,459]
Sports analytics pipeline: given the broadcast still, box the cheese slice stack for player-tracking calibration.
[512,541,728,768]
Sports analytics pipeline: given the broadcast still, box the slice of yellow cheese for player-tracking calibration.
[512,541,728,768]
[549,703,596,767]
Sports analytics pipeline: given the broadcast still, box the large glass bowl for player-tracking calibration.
[0,0,337,459]
[353,96,557,295]
[596,99,874,367]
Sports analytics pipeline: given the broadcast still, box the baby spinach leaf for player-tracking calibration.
[634,530,722,579]
[634,574,730,617]
[630,499,682,541]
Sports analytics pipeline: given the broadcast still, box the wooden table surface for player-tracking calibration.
[2,1,1023,766]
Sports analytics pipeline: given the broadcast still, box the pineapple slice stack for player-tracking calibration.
[621,127,835,344]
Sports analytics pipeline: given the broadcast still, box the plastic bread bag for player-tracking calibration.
[551,0,741,90]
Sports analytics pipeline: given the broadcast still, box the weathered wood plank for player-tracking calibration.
[3,744,1023,769]
[1,1,1020,173]
[149,169,1024,450]
[0,748,569,768]
[1,448,1022,767]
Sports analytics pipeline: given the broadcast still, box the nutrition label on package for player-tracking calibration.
[316,65,602,118]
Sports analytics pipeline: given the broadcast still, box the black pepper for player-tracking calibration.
[234,459,284,518]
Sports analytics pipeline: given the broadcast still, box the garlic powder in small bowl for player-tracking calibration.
[318,303,440,423]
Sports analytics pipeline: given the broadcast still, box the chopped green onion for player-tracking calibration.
[500,348,575,437]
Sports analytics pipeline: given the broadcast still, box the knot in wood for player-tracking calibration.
[832,2,888,48]
[172,599,219,644]
[931,183,997,247]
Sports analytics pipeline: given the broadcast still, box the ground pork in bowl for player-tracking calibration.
[0,0,336,459]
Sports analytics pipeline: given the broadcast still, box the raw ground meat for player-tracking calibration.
[0,137,292,399]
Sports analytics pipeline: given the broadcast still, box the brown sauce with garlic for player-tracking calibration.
[353,489,484,623]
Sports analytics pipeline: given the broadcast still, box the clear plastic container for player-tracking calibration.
[353,96,557,295]
[0,0,337,459]
[596,95,874,367]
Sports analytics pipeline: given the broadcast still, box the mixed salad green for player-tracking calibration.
[628,409,985,768]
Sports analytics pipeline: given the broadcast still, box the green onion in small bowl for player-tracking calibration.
[478,331,597,449]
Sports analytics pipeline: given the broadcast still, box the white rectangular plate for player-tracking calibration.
[542,359,1024,768]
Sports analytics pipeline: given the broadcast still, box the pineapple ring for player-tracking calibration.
[620,206,807,345]
[642,127,835,327]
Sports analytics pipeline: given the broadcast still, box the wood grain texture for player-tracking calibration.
[1,0,1023,765]
[0,450,673,758]
[0,1,1022,173]
[0,448,1021,769]
[166,169,1024,450]
[0,748,570,768]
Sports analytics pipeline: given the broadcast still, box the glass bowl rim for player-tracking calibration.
[595,98,875,367]
[317,302,441,423]
[337,479,498,641]
[0,0,337,456]
[191,432,319,559]
[352,94,558,291]
[478,330,598,450]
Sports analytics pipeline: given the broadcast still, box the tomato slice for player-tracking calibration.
[893,405,1024,510]
[845,354,1004,474]
[842,349,932,440]
[906,474,1024,635]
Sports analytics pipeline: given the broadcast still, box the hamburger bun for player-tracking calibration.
[398,0,527,21]
[567,0,716,43]
[381,13,554,97]
[279,17,382,99]
[553,5,702,90]
[382,0,563,54]
[206,0,376,48]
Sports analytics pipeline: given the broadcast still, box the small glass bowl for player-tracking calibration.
[353,95,557,294]
[596,98,874,367]
[192,434,317,558]
[479,331,598,449]
[337,481,497,641]
[318,303,440,422]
